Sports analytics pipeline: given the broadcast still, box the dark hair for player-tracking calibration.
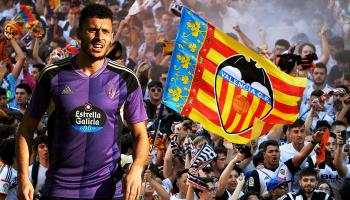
[154,42,165,56]
[310,90,324,97]
[0,87,6,96]
[329,36,345,49]
[300,167,317,178]
[298,42,316,55]
[175,169,188,182]
[334,50,350,64]
[32,63,45,71]
[0,125,16,140]
[239,191,260,200]
[288,119,305,130]
[214,146,227,157]
[0,138,15,165]
[149,163,162,179]
[193,177,214,196]
[329,132,336,139]
[252,151,264,167]
[148,80,163,90]
[120,133,134,154]
[32,135,48,153]
[315,120,331,131]
[332,120,347,128]
[275,39,290,49]
[107,41,127,61]
[262,140,279,152]
[78,4,113,30]
[16,83,32,95]
[315,62,327,74]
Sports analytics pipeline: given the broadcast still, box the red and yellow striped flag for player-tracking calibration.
[162,7,307,144]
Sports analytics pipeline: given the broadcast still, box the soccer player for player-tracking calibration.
[16,4,149,200]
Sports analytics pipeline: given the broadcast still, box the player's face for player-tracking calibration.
[300,175,317,194]
[79,17,113,61]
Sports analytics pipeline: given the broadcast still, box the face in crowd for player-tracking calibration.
[312,67,327,86]
[15,88,30,106]
[263,144,280,168]
[149,86,163,101]
[288,125,305,146]
[299,175,318,195]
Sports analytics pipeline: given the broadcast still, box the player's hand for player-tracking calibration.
[17,178,34,200]
[125,164,143,200]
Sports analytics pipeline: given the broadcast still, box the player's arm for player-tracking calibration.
[125,121,150,200]
[16,115,42,200]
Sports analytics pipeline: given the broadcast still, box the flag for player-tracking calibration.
[162,7,307,144]
[45,0,60,16]
[14,4,36,24]
[316,129,330,166]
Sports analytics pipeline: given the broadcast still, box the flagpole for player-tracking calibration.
[140,103,164,200]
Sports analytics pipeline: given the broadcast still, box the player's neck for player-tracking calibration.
[76,53,105,76]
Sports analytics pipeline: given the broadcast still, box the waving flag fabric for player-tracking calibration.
[162,7,307,144]
[14,4,36,24]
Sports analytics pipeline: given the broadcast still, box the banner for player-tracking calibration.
[162,7,307,144]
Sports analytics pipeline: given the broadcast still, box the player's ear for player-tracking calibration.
[111,32,114,44]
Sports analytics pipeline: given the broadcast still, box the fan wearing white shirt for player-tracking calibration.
[28,135,49,199]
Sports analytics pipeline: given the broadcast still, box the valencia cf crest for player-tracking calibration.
[214,55,274,134]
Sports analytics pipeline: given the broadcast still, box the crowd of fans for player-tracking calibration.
[1,0,350,199]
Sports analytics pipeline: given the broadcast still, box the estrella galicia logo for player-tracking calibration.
[69,103,106,133]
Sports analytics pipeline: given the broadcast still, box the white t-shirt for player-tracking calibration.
[280,142,315,191]
[170,193,186,200]
[28,164,48,196]
[311,155,343,200]
[0,164,17,200]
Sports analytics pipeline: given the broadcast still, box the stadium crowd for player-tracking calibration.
[1,0,350,199]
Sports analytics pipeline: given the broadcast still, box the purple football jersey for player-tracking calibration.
[26,57,148,198]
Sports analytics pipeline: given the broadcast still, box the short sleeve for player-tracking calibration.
[123,86,148,124]
[284,159,300,175]
[346,165,350,178]
[25,74,51,119]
